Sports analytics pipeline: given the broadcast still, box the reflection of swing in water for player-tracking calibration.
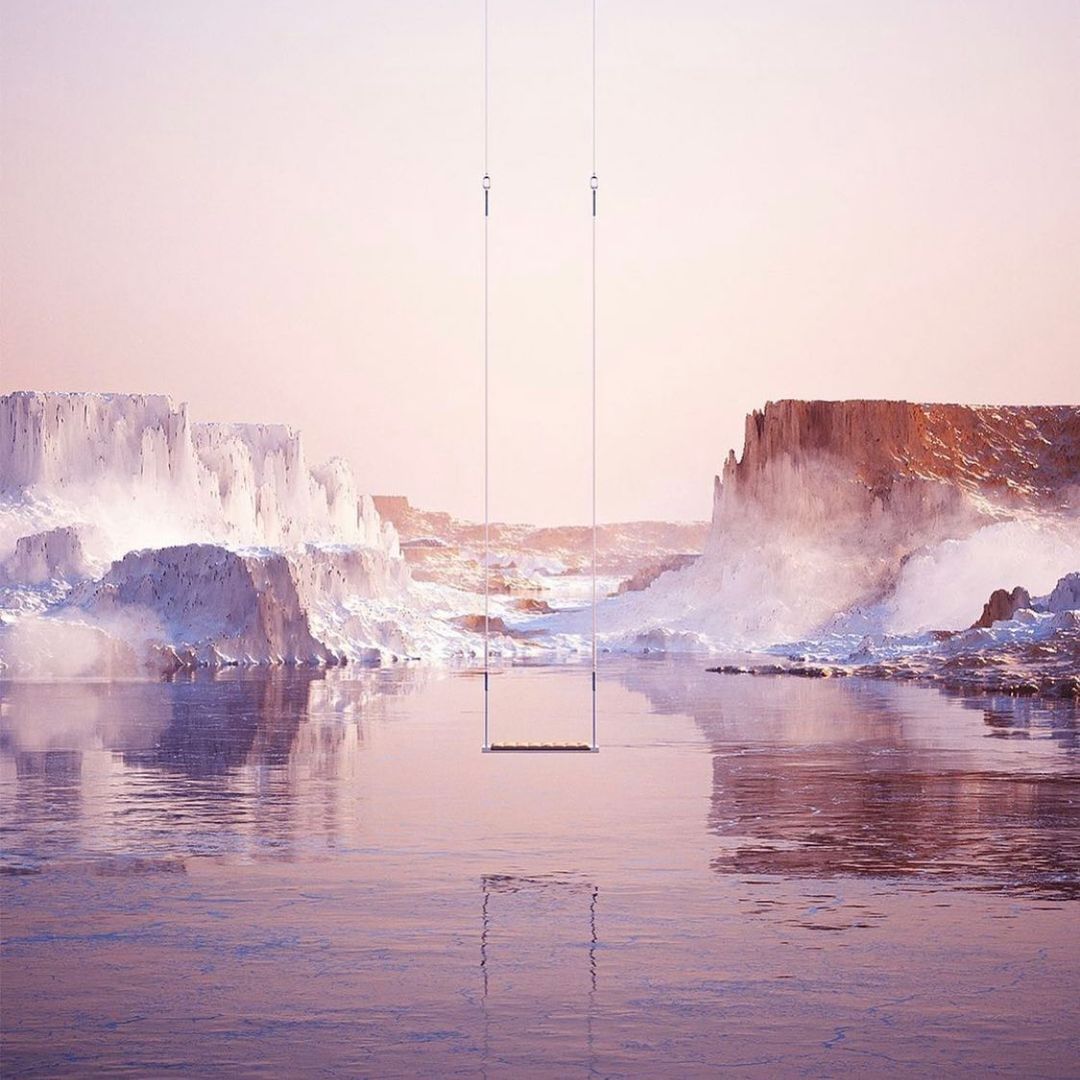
[479,0,601,754]
[479,873,599,1073]
[480,874,598,996]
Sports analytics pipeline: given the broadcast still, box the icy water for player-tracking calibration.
[2,659,1079,1078]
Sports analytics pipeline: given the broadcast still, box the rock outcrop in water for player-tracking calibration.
[710,569,1080,700]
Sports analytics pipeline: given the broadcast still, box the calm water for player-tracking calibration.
[2,660,1078,1077]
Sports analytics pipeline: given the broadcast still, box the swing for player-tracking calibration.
[480,0,600,754]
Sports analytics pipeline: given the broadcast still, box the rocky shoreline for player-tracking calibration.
[709,656,1080,700]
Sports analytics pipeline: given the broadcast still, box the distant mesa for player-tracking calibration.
[616,552,699,595]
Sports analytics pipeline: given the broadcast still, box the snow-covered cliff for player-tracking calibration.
[0,392,398,561]
[581,401,1080,651]
[3,392,1076,670]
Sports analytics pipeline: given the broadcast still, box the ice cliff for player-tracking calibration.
[0,392,440,672]
[0,525,94,586]
[65,542,412,671]
[0,392,398,561]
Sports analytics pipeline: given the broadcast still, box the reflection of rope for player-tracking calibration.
[479,875,598,988]
[589,885,598,992]
[480,881,490,1080]
[587,885,599,1074]
[481,886,490,998]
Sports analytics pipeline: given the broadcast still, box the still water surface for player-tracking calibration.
[2,660,1079,1077]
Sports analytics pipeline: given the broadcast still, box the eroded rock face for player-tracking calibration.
[708,402,1080,625]
[972,586,1032,628]
[717,401,1080,517]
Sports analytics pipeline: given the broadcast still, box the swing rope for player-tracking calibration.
[483,0,598,752]
[482,0,490,750]
[590,0,598,749]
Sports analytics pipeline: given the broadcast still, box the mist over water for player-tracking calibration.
[2,661,1078,1076]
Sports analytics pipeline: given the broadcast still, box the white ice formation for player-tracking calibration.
[0,392,460,671]
[0,391,397,559]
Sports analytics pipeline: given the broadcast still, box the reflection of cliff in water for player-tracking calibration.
[617,659,1080,896]
[123,671,318,777]
[0,667,430,867]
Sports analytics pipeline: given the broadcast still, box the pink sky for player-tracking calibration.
[2,0,1078,523]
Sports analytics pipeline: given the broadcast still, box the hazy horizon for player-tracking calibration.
[3,0,1078,524]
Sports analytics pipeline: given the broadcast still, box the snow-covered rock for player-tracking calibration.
[0,525,95,585]
[0,392,440,671]
[74,544,334,668]
[0,540,418,675]
[1046,572,1080,614]
[757,571,1080,698]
